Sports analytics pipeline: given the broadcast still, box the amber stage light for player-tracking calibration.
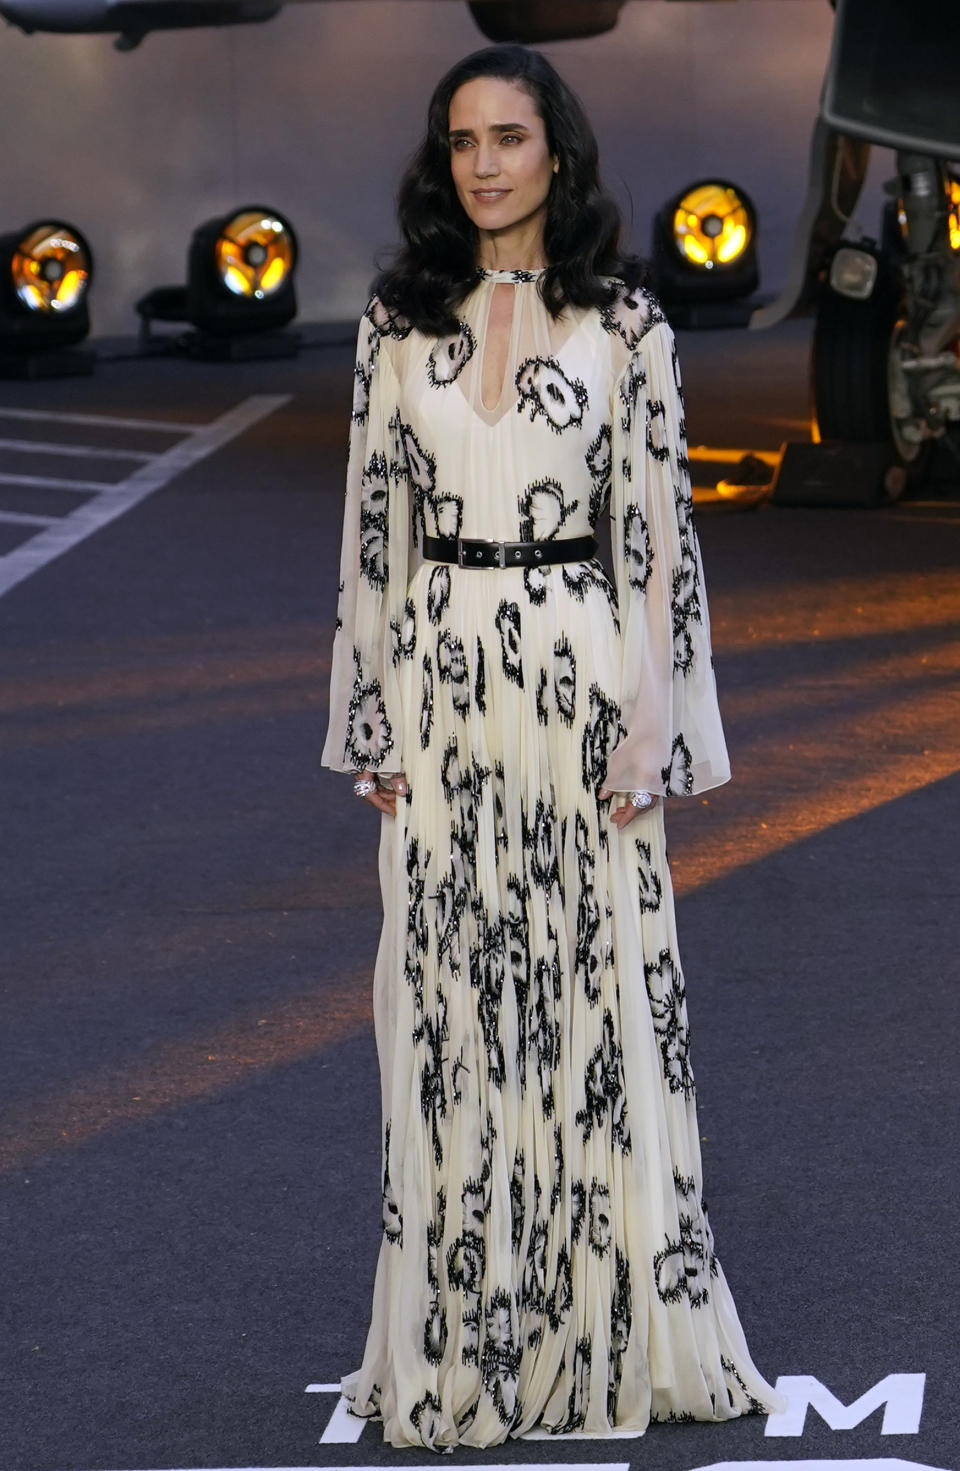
[672,183,753,271]
[136,204,299,361]
[0,219,94,377]
[651,179,759,327]
[211,209,296,301]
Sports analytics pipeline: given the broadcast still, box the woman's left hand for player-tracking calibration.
[598,787,662,828]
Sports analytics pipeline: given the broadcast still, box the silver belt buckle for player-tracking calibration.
[457,537,505,567]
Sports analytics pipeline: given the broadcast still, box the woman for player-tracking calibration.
[320,42,781,1450]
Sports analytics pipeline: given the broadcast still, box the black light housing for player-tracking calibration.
[0,219,94,378]
[136,205,300,360]
[650,179,760,329]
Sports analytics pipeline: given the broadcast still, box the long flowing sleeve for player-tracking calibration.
[605,312,730,797]
[320,297,413,775]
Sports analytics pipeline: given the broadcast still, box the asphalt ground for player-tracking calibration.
[1,317,959,1471]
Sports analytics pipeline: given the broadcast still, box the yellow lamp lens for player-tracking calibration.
[12,225,90,313]
[672,184,752,269]
[214,212,294,299]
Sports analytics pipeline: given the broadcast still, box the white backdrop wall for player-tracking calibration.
[0,0,891,335]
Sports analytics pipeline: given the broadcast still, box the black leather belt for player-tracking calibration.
[422,533,598,569]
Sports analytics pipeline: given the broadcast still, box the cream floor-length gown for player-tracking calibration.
[320,266,782,1449]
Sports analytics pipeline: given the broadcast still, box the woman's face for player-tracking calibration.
[447,77,559,244]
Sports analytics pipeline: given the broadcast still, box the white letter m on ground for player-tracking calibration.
[765,1374,926,1437]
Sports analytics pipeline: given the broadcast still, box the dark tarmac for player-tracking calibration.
[2,316,959,1471]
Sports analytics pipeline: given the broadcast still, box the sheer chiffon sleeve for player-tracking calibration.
[605,312,730,797]
[319,296,413,776]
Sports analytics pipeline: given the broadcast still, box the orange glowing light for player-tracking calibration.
[672,184,752,269]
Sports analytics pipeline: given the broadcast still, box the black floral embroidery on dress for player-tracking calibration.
[334,578,344,632]
[409,1390,443,1444]
[424,1191,448,1365]
[509,1149,526,1251]
[607,1247,632,1419]
[435,862,467,975]
[495,599,523,687]
[447,1229,486,1367]
[398,421,435,549]
[518,478,580,541]
[426,564,451,625]
[574,812,602,1006]
[575,1008,631,1151]
[588,1178,611,1258]
[653,1178,711,1310]
[644,949,694,1098]
[390,595,416,667]
[366,294,413,341]
[554,1335,591,1433]
[420,991,448,1166]
[570,1179,586,1243]
[535,666,548,726]
[545,1240,573,1334]
[437,629,470,716]
[351,353,373,427]
[492,760,508,850]
[662,734,694,796]
[598,282,663,350]
[420,654,434,750]
[345,648,394,769]
[528,939,561,1116]
[427,320,476,387]
[405,836,429,1040]
[646,396,670,463]
[634,838,663,912]
[521,1186,548,1325]
[516,357,589,434]
[426,490,464,539]
[523,564,548,605]
[581,684,626,791]
[359,450,389,591]
[671,482,703,676]
[623,503,653,591]
[617,356,647,439]
[586,423,612,526]
[439,735,464,805]
[468,636,484,715]
[721,1355,767,1414]
[523,796,560,894]
[470,911,506,1089]
[481,1287,521,1425]
[553,635,576,726]
[381,1119,402,1245]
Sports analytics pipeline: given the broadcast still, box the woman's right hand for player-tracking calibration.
[353,769,407,816]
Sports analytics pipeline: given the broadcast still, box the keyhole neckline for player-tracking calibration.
[476,266,547,283]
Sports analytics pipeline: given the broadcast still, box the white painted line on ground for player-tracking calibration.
[0,406,197,433]
[0,471,115,492]
[51,1464,633,1471]
[305,1383,342,1392]
[0,509,57,527]
[0,436,157,461]
[0,394,291,600]
[319,1396,366,1444]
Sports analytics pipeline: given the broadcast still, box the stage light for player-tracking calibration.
[136,205,299,360]
[0,220,94,377]
[650,179,759,328]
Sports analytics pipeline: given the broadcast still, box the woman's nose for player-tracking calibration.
[474,146,499,178]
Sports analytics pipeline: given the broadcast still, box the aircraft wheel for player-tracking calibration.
[810,276,934,501]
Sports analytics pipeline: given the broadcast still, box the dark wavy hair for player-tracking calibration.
[371,43,650,336]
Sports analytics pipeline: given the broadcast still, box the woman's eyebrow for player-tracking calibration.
[448,122,531,139]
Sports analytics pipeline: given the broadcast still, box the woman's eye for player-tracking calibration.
[501,135,522,145]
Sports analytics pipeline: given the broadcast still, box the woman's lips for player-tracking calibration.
[472,189,510,202]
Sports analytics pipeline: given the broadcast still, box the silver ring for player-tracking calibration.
[629,789,653,809]
[353,776,377,798]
